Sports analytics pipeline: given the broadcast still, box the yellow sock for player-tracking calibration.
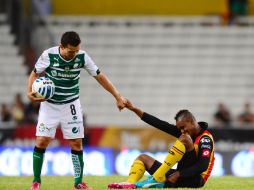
[127,160,145,183]
[153,140,186,182]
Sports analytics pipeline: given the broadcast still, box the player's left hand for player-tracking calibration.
[167,171,180,184]
[116,96,127,111]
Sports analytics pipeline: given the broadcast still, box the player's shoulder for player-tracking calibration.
[42,46,59,56]
[77,49,86,55]
[77,49,91,60]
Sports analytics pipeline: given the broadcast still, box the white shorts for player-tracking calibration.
[36,99,84,139]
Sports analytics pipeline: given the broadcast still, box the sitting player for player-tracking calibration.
[108,100,215,189]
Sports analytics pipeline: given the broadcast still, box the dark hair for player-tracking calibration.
[61,31,81,47]
[174,109,196,122]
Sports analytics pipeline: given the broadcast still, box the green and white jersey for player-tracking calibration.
[34,46,99,104]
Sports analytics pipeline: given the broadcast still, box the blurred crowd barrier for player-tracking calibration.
[0,146,253,177]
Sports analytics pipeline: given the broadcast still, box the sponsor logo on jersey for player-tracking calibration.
[202,149,211,157]
[53,62,59,67]
[64,66,70,72]
[57,72,79,78]
[53,57,59,62]
[201,144,211,149]
[72,127,79,134]
[200,137,211,143]
[72,116,77,120]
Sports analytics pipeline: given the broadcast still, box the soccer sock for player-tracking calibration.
[71,150,84,185]
[153,140,186,182]
[127,160,146,183]
[33,146,46,183]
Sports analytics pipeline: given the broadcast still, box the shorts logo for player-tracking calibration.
[72,127,79,134]
[72,116,77,120]
[39,123,45,132]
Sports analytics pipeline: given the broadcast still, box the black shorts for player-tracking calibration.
[147,160,204,188]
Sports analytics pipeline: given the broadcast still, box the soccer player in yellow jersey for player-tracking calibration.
[108,100,215,189]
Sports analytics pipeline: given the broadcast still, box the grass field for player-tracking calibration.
[0,176,253,190]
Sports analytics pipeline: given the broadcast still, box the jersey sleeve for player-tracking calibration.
[141,112,181,137]
[83,52,100,76]
[179,135,214,178]
[34,50,50,74]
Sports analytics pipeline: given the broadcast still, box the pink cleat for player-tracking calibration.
[108,182,136,189]
[30,182,41,190]
[73,182,92,190]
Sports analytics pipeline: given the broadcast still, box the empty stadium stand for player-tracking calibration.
[0,14,28,105]
[1,15,254,126]
[44,16,254,126]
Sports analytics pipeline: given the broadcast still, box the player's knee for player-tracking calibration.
[35,136,51,148]
[136,153,156,170]
[69,139,83,151]
[178,134,194,151]
[136,154,149,162]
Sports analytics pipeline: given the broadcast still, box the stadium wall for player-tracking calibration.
[51,0,228,16]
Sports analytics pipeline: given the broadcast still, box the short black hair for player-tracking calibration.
[61,31,81,47]
[174,109,196,122]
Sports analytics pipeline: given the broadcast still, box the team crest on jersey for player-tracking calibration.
[74,58,80,62]
[73,63,79,69]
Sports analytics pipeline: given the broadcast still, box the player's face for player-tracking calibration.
[176,120,195,136]
[60,44,80,60]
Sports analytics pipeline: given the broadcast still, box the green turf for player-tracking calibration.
[0,176,253,190]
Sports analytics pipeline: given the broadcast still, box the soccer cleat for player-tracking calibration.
[30,182,41,190]
[73,182,92,190]
[108,182,136,189]
[135,176,165,188]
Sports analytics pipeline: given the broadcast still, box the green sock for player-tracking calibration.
[71,150,84,185]
[33,147,45,183]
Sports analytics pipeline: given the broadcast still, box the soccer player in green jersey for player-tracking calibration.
[27,31,126,190]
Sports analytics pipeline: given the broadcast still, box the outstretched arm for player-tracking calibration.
[94,72,126,111]
[125,99,144,118]
[126,99,181,137]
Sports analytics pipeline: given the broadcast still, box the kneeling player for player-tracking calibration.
[108,100,214,189]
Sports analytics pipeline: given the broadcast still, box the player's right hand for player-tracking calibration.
[27,91,46,102]
[125,99,135,110]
